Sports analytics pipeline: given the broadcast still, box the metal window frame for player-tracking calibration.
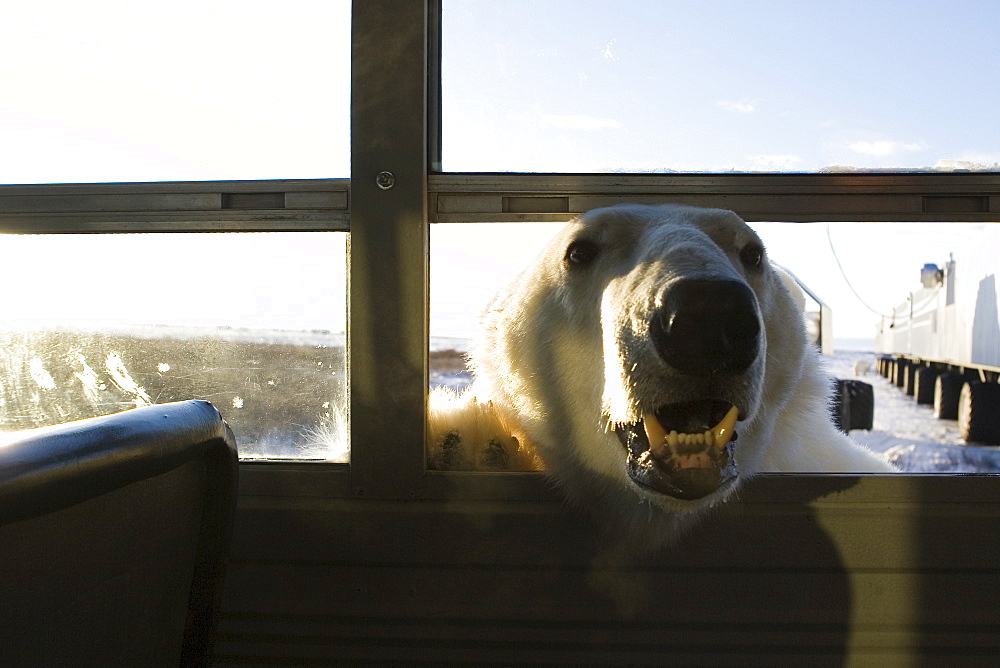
[2,0,999,504]
[0,179,350,234]
[429,172,1000,223]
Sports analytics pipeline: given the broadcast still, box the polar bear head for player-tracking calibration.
[471,203,809,540]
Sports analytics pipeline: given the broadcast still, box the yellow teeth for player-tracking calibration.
[642,411,668,450]
[712,405,739,449]
[642,404,739,452]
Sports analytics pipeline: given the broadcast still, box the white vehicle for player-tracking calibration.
[875,227,1000,444]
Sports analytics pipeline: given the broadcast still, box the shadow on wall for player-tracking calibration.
[971,275,1000,367]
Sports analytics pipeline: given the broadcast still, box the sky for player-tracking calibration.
[2,1,998,346]
[439,0,1000,344]
[0,232,348,333]
[443,0,1000,173]
[0,0,351,183]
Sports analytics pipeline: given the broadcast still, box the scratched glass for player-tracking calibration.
[0,232,349,462]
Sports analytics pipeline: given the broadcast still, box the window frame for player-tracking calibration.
[1,0,999,505]
[0,179,349,234]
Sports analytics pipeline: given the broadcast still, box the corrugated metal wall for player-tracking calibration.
[213,474,1000,665]
[878,226,1000,369]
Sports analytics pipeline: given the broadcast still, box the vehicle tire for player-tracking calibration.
[935,372,963,420]
[894,359,908,388]
[846,380,874,431]
[831,379,875,432]
[914,367,940,405]
[960,382,1000,445]
[903,364,919,396]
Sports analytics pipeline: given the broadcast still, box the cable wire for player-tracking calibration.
[825,223,891,317]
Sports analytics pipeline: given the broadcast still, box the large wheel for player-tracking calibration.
[914,367,940,405]
[903,363,919,396]
[885,357,896,378]
[831,379,875,432]
[960,382,1000,445]
[846,380,874,431]
[894,359,908,388]
[934,372,964,420]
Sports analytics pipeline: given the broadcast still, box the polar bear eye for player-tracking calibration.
[565,239,601,267]
[739,243,764,271]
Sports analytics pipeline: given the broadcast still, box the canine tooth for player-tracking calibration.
[711,405,740,450]
[642,413,667,448]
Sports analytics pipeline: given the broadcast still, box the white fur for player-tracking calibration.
[429,204,893,550]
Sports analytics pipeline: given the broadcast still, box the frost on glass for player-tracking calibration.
[443,0,1000,173]
[0,233,348,462]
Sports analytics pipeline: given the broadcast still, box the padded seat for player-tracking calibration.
[0,400,238,667]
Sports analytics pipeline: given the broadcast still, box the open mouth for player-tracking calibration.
[615,400,740,500]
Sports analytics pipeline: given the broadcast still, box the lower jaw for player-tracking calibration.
[615,402,742,501]
[626,454,738,501]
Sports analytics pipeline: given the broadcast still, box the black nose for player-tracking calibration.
[650,279,761,376]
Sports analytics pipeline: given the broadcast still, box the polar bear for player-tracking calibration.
[429,203,893,547]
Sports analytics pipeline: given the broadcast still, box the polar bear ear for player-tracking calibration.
[773,263,807,313]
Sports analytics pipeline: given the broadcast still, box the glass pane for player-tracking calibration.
[0,232,348,461]
[430,222,564,392]
[749,222,994,348]
[430,221,997,471]
[0,0,350,184]
[443,1,1000,173]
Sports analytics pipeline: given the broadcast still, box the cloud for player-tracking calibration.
[934,158,1000,171]
[955,152,1000,164]
[849,140,924,156]
[602,38,617,60]
[717,100,755,114]
[748,154,802,171]
[540,114,621,131]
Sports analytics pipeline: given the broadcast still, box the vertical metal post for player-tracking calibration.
[350,0,428,498]
[426,0,442,173]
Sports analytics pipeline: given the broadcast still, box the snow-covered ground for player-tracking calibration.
[822,350,1000,473]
